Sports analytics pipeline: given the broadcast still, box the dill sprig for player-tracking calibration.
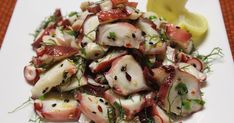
[107,106,116,123]
[195,47,224,62]
[8,97,33,113]
[193,47,224,72]
[29,113,43,123]
[113,101,125,122]
[31,15,56,40]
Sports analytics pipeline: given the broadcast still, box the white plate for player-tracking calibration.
[0,0,234,122]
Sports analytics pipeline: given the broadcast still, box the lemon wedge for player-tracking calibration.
[177,11,208,46]
[147,0,208,46]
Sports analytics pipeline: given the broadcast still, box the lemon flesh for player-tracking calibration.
[147,0,208,46]
[178,11,208,46]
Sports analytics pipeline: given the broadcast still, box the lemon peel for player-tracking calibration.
[147,0,208,46]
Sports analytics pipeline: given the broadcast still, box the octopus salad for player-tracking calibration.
[23,0,213,122]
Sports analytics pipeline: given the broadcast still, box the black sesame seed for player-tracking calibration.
[77,100,80,103]
[52,103,57,107]
[125,72,132,82]
[92,111,96,114]
[121,65,127,72]
[142,31,146,36]
[176,26,181,29]
[64,99,70,103]
[42,87,49,94]
[99,99,104,103]
[114,76,118,80]
[60,64,63,67]
[177,106,181,110]
[192,63,197,68]
[149,42,154,45]
[105,102,108,105]
[81,42,88,47]
[132,33,136,38]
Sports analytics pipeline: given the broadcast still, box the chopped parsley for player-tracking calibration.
[42,39,56,46]
[28,113,42,123]
[113,101,125,121]
[175,83,188,96]
[64,30,78,37]
[80,48,87,56]
[107,32,116,41]
[149,15,157,20]
[68,11,78,17]
[159,30,169,42]
[182,99,191,110]
[143,108,154,123]
[107,107,116,123]
[31,15,56,40]
[38,95,45,100]
[181,99,205,111]
[192,99,205,106]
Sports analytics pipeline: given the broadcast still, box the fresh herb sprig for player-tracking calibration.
[107,106,116,123]
[107,32,116,41]
[175,83,188,96]
[29,113,43,123]
[68,11,78,17]
[113,101,125,122]
[8,97,33,113]
[31,15,56,39]
[193,47,224,72]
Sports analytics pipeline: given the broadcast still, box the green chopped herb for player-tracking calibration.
[175,83,188,96]
[73,57,86,86]
[146,34,160,45]
[38,95,45,100]
[107,107,116,123]
[29,113,42,123]
[107,32,116,40]
[146,118,154,123]
[42,39,56,46]
[68,11,78,17]
[113,101,125,121]
[31,15,56,40]
[159,31,169,42]
[127,95,135,102]
[149,15,157,20]
[145,58,154,68]
[143,109,154,123]
[64,30,78,37]
[182,99,191,110]
[80,48,87,56]
[192,99,205,106]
